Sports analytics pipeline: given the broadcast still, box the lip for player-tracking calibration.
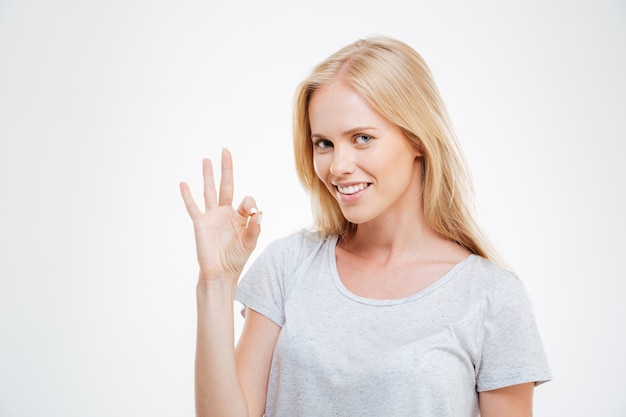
[333,182,371,202]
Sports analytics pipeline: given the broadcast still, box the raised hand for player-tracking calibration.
[180,148,261,284]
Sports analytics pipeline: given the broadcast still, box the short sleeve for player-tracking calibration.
[235,231,311,327]
[476,272,552,391]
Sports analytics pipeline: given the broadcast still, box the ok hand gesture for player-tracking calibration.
[180,149,262,284]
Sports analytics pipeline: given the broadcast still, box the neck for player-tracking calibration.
[340,201,472,263]
[344,212,429,257]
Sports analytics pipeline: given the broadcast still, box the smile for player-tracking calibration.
[335,183,370,195]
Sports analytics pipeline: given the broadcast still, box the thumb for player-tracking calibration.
[243,208,262,252]
[236,196,262,253]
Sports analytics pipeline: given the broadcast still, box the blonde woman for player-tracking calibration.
[180,36,551,417]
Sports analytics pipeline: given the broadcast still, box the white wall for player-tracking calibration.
[1,0,624,415]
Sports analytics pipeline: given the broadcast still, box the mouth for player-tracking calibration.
[334,182,371,195]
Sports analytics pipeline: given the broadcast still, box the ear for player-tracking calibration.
[411,143,424,158]
[402,130,424,157]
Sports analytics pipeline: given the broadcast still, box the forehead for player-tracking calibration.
[308,81,391,134]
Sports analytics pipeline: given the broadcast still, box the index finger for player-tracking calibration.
[218,148,234,206]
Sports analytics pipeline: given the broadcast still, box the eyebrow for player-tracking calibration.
[311,126,377,140]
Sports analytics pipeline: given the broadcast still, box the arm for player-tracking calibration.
[180,149,267,417]
[236,308,281,416]
[479,382,535,417]
[195,280,248,417]
[195,289,280,417]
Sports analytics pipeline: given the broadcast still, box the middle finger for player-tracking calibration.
[218,148,234,206]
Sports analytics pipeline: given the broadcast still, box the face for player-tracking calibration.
[309,80,423,226]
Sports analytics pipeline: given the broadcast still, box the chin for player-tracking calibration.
[339,211,372,226]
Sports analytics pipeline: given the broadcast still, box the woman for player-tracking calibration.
[180,36,551,417]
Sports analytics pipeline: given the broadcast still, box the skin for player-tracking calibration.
[310,81,423,229]
[180,151,279,417]
[309,79,471,298]
[309,80,536,414]
[181,80,536,416]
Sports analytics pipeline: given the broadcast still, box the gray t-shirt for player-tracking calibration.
[236,230,551,417]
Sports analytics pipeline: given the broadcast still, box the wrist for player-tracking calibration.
[196,276,237,296]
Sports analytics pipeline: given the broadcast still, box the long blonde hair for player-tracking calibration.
[293,36,497,261]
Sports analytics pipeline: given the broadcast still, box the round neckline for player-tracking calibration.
[327,236,476,306]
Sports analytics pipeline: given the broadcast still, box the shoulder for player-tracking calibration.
[462,256,536,317]
[462,256,523,289]
[263,228,330,255]
[254,229,333,270]
[237,229,332,325]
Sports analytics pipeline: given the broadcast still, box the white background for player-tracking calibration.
[1,0,625,416]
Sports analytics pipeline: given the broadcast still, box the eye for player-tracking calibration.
[354,134,373,145]
[313,139,334,150]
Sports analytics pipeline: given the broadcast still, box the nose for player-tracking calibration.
[329,143,356,177]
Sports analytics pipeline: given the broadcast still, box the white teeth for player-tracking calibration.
[336,183,368,195]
